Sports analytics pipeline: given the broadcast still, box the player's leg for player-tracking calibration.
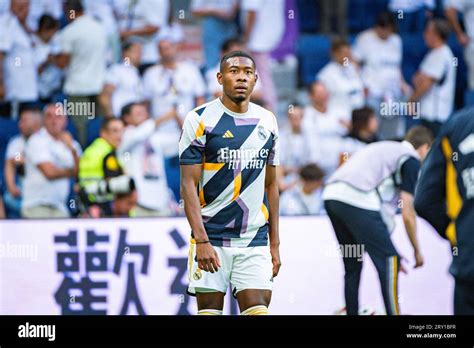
[188,241,230,314]
[231,246,274,315]
[325,200,364,315]
[236,289,272,315]
[346,209,401,315]
[196,292,225,315]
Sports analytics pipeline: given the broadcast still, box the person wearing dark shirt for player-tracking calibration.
[415,106,474,315]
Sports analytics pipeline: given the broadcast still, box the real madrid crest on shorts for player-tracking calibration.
[193,268,202,281]
[257,125,267,140]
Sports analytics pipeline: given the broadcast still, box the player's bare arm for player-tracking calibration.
[400,190,424,268]
[180,164,221,273]
[265,164,281,277]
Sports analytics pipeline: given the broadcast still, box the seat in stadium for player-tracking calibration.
[297,34,331,86]
[401,33,428,84]
[348,0,389,33]
[297,0,320,33]
[86,117,104,148]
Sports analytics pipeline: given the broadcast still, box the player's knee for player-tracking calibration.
[240,305,269,315]
[196,291,225,311]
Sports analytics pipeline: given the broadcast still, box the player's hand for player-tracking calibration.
[399,254,408,274]
[0,84,5,100]
[414,250,424,268]
[457,32,470,47]
[270,244,281,278]
[9,185,21,198]
[196,243,221,273]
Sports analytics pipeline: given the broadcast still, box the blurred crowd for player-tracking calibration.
[0,0,472,219]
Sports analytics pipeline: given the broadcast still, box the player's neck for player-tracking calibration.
[220,96,249,114]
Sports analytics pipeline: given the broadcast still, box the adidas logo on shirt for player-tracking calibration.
[222,130,234,138]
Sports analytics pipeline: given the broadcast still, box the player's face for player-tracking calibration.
[375,26,392,40]
[423,23,437,48]
[44,106,67,137]
[11,0,29,22]
[333,46,351,65]
[218,57,257,103]
[129,104,149,126]
[125,43,142,67]
[288,107,303,129]
[102,120,124,149]
[159,40,177,62]
[19,111,40,137]
[366,115,379,134]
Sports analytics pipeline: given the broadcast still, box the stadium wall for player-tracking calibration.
[0,216,453,315]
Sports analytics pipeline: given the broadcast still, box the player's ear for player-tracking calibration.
[217,72,223,86]
[254,73,258,84]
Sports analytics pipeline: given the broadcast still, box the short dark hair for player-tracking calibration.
[38,14,59,32]
[65,0,84,13]
[309,80,325,95]
[220,50,256,72]
[300,164,325,182]
[375,12,396,31]
[19,104,42,116]
[121,40,138,53]
[429,18,451,41]
[404,126,434,149]
[288,101,303,109]
[100,117,123,132]
[120,102,144,120]
[221,38,242,53]
[331,36,349,52]
[352,107,375,133]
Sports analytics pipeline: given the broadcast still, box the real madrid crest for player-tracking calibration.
[193,268,202,281]
[257,126,267,140]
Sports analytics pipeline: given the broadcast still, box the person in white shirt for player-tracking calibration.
[114,0,170,70]
[317,37,365,123]
[0,0,39,117]
[279,103,312,191]
[241,0,285,112]
[33,14,62,104]
[206,37,264,105]
[99,41,143,119]
[22,104,81,218]
[445,0,474,90]
[191,0,238,72]
[303,82,349,177]
[280,163,326,216]
[54,0,107,148]
[409,19,456,136]
[143,37,206,201]
[0,0,10,15]
[352,12,407,140]
[118,102,178,217]
[83,0,120,65]
[3,106,42,218]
